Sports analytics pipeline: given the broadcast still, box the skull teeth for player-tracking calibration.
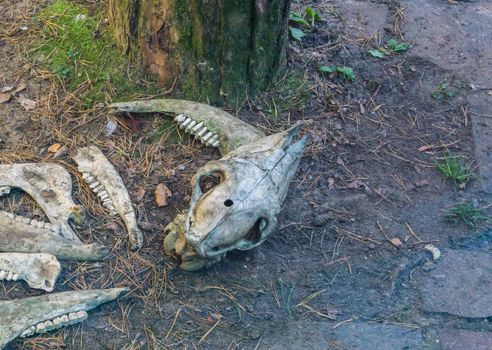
[80,172,117,216]
[174,114,220,148]
[0,210,57,233]
[20,310,88,337]
[0,270,20,281]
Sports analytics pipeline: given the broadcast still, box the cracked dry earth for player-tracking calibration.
[1,0,492,349]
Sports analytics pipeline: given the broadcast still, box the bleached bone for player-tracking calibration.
[73,146,143,250]
[0,253,60,292]
[0,288,127,349]
[0,163,85,241]
[110,98,306,270]
[0,210,108,261]
[109,99,265,155]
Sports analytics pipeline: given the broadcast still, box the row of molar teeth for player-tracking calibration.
[80,171,117,216]
[20,310,88,337]
[174,114,220,148]
[0,270,20,282]
[0,186,11,197]
[0,210,55,231]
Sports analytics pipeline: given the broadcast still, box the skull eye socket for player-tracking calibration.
[199,172,222,193]
[224,199,233,207]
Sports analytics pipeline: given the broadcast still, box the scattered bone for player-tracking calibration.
[424,244,441,260]
[109,99,265,155]
[73,146,143,250]
[0,163,86,242]
[0,288,127,348]
[0,210,108,261]
[0,253,60,291]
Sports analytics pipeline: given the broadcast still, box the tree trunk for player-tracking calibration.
[108,0,291,105]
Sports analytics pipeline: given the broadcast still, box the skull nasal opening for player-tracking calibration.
[245,218,267,243]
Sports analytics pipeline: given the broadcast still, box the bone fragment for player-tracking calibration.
[0,163,85,241]
[0,210,108,261]
[0,253,60,291]
[0,288,127,349]
[109,99,265,155]
[73,146,143,250]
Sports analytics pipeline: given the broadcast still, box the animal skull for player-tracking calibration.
[0,288,127,349]
[73,146,143,250]
[0,163,108,261]
[110,99,308,270]
[165,123,307,270]
[0,253,60,292]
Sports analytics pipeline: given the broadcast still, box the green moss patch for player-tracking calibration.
[32,0,158,106]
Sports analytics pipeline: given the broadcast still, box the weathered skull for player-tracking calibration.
[165,123,307,269]
[0,288,127,349]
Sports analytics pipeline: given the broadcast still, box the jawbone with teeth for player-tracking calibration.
[0,288,127,349]
[0,163,108,261]
[73,146,143,250]
[0,253,60,292]
[110,99,307,271]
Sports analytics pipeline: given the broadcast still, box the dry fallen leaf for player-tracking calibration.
[48,143,61,153]
[14,83,27,94]
[0,93,11,104]
[19,97,37,110]
[135,188,146,202]
[486,90,492,96]
[417,144,434,152]
[155,183,172,207]
[390,237,403,247]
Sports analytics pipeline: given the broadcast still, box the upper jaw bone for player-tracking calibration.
[73,146,143,250]
[0,163,85,241]
[0,210,109,261]
[0,253,60,292]
[0,288,127,349]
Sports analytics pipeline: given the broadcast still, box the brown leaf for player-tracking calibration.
[155,183,172,207]
[487,90,492,96]
[135,188,146,202]
[390,237,403,247]
[417,144,434,152]
[48,143,61,153]
[19,97,37,110]
[14,83,27,94]
[0,93,11,104]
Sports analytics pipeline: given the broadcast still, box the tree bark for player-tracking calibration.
[109,0,291,104]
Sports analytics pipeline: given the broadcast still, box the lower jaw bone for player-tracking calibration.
[0,288,127,349]
[73,146,143,250]
[0,253,60,292]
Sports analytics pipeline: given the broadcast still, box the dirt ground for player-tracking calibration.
[0,0,491,349]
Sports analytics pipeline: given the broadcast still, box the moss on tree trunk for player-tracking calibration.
[109,0,291,105]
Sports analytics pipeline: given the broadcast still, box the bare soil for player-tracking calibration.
[0,0,490,349]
